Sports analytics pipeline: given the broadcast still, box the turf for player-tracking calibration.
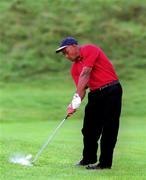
[0,76,146,180]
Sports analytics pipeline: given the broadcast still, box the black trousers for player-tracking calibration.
[82,83,122,167]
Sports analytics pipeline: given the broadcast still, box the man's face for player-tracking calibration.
[62,45,80,62]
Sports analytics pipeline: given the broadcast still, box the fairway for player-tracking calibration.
[0,76,146,180]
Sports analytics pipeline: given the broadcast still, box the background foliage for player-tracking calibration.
[0,0,146,80]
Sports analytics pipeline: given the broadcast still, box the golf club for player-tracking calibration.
[32,114,69,164]
[10,115,69,166]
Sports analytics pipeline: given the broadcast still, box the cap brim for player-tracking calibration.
[56,46,67,53]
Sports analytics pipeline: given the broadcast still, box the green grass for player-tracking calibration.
[1,0,146,178]
[0,76,146,180]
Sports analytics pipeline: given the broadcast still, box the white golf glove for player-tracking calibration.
[71,93,81,109]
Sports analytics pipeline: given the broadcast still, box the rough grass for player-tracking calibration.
[0,0,146,80]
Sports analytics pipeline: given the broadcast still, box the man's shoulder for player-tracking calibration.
[81,44,99,49]
[80,44,100,53]
[80,44,101,57]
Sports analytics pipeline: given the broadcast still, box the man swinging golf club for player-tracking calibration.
[56,37,122,170]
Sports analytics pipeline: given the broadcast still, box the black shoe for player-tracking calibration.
[86,164,111,170]
[75,159,97,166]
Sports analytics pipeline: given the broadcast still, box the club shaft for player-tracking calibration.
[32,115,68,163]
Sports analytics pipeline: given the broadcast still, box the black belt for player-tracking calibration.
[91,80,119,92]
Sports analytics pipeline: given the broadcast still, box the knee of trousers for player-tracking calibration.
[81,128,95,137]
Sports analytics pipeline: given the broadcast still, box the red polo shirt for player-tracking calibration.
[71,44,118,91]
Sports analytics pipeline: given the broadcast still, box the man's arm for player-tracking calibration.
[76,66,92,100]
[67,66,92,116]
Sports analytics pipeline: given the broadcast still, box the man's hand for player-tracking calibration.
[67,104,76,117]
[67,93,81,117]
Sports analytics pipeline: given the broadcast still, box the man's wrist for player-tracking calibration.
[71,93,81,109]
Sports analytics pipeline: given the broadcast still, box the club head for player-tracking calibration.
[9,153,33,166]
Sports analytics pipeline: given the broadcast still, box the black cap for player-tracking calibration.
[56,37,78,53]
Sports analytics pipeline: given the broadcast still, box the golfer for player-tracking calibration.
[56,37,122,170]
